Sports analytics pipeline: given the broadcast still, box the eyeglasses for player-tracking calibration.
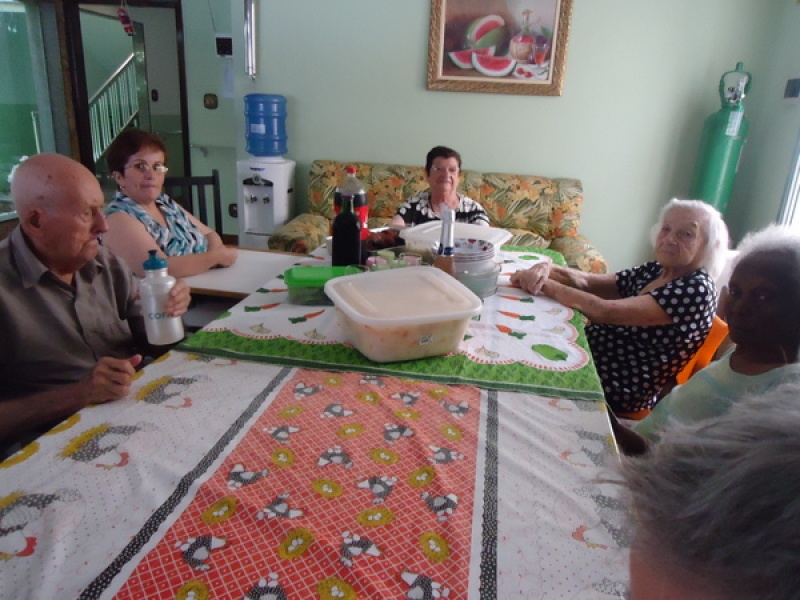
[125,162,169,174]
[431,166,459,174]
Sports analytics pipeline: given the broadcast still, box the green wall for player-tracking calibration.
[80,10,133,97]
[0,9,36,198]
[0,103,37,198]
[725,0,800,242]
[181,0,794,267]
[182,0,237,233]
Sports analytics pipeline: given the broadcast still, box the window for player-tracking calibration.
[777,135,800,233]
[0,0,64,216]
[0,2,36,208]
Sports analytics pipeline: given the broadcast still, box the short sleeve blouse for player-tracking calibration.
[394,192,490,227]
[586,261,717,413]
[106,192,208,257]
[632,350,800,441]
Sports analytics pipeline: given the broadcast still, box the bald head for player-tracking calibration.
[11,154,101,221]
[10,153,108,279]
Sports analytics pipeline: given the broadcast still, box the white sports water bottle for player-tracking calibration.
[140,250,184,345]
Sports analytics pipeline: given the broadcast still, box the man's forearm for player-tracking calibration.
[0,385,87,445]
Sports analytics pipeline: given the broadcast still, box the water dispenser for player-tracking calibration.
[237,94,296,249]
[238,157,295,248]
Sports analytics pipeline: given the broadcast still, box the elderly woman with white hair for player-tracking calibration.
[611,223,800,454]
[512,198,729,415]
[619,384,800,600]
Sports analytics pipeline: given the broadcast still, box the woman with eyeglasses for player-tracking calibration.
[103,129,237,277]
[389,146,490,228]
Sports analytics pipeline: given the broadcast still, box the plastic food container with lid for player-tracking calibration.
[324,266,482,363]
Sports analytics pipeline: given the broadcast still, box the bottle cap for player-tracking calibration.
[346,166,356,175]
[143,249,168,271]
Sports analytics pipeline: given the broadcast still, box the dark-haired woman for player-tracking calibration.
[104,129,237,277]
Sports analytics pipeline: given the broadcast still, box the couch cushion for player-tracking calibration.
[550,235,608,273]
[476,173,583,241]
[267,213,329,254]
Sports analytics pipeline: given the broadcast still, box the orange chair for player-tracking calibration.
[617,409,651,421]
[675,315,729,385]
[617,316,729,421]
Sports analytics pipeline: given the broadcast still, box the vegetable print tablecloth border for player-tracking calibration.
[178,248,604,401]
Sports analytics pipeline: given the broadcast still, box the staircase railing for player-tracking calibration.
[89,53,139,162]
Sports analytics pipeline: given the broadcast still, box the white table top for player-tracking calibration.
[182,249,305,298]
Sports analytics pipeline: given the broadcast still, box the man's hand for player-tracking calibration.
[77,355,143,405]
[510,259,553,295]
[164,279,191,316]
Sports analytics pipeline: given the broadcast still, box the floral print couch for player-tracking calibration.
[267,160,608,273]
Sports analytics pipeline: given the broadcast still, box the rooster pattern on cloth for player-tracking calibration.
[0,353,629,599]
[112,370,481,599]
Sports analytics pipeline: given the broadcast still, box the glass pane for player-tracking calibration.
[0,1,39,216]
[778,140,800,232]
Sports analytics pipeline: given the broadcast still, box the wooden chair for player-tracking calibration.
[163,169,224,237]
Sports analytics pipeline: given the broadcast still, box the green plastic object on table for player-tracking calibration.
[284,265,361,305]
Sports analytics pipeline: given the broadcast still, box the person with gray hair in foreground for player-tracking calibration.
[619,383,800,600]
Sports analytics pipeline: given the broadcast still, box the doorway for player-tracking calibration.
[62,0,190,185]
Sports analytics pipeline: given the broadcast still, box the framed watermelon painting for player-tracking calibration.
[427,0,573,96]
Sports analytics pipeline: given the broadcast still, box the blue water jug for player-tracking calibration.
[245,94,288,157]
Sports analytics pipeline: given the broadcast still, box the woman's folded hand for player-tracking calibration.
[510,259,552,295]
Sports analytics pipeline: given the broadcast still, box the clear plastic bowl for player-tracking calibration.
[454,262,501,298]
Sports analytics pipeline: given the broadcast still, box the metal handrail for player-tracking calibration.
[89,54,135,104]
[89,54,139,162]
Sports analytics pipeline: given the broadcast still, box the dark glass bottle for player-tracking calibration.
[333,166,368,240]
[332,196,362,266]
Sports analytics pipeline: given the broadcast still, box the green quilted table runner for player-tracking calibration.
[177,247,604,401]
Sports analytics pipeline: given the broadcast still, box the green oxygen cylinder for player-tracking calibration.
[689,62,753,215]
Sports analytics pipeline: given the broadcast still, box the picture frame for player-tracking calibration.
[427,0,573,96]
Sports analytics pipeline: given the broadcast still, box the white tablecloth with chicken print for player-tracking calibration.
[0,351,629,599]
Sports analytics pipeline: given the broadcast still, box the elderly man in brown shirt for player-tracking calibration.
[0,153,191,458]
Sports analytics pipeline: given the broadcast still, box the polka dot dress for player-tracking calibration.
[587,261,716,413]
